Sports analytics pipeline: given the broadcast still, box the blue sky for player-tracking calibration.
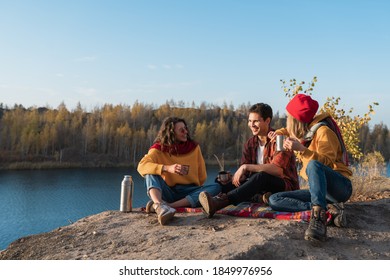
[1,0,389,126]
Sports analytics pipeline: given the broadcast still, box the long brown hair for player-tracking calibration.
[154,117,192,146]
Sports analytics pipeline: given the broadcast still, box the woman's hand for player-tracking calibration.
[163,164,189,175]
[284,137,306,152]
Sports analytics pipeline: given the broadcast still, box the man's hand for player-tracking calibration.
[232,165,247,187]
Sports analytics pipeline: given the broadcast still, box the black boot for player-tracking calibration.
[199,191,230,218]
[305,206,327,241]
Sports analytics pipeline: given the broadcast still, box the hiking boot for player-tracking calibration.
[250,193,263,203]
[262,192,272,206]
[250,192,272,205]
[327,203,347,227]
[145,200,156,213]
[304,206,327,242]
[199,191,230,218]
[153,203,176,225]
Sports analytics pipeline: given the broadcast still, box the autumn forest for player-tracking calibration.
[0,100,389,169]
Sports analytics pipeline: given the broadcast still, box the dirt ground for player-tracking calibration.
[1,188,389,260]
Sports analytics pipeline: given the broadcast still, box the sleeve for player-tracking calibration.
[275,127,289,136]
[240,138,254,165]
[136,149,164,177]
[271,149,295,171]
[197,146,207,185]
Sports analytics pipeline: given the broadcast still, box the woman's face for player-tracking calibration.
[174,121,188,142]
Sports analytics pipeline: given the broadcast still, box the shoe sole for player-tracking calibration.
[333,212,347,228]
[304,233,327,242]
[199,192,213,218]
[158,210,175,225]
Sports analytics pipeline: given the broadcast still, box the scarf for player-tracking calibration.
[150,140,198,155]
[303,117,349,166]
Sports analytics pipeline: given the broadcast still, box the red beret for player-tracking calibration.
[286,94,319,123]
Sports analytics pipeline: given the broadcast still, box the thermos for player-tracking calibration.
[120,175,134,212]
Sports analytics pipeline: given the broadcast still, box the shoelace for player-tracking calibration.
[310,217,325,230]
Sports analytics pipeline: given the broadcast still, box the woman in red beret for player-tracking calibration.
[268,94,353,242]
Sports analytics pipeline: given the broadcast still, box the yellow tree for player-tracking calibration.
[194,121,208,148]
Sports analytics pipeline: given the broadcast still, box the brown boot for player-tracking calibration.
[262,192,272,206]
[327,203,347,228]
[199,191,230,218]
[304,205,327,241]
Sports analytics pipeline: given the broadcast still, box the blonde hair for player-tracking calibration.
[286,113,309,140]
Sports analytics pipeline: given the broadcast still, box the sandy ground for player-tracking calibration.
[1,189,389,260]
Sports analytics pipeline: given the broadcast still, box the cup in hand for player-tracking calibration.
[180,165,189,175]
[276,135,286,152]
[218,171,230,183]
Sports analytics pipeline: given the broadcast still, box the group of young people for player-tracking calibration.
[137,94,353,242]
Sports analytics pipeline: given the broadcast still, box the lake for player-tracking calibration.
[0,165,227,250]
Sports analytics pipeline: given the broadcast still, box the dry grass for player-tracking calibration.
[350,175,390,201]
[349,163,390,201]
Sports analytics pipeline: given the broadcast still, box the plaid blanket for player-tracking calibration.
[143,202,318,222]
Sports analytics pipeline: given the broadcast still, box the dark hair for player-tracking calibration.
[154,117,192,146]
[249,103,273,121]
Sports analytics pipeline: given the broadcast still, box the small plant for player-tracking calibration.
[213,153,225,171]
[346,151,388,201]
[360,151,386,178]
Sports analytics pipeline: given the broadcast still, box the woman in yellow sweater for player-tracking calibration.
[268,94,353,242]
[137,117,221,225]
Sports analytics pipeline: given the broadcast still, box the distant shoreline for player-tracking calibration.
[0,161,130,171]
[0,160,238,171]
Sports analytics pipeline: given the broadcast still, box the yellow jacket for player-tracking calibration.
[137,145,207,187]
[277,112,352,180]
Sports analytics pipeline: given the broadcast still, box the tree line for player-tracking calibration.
[0,101,388,169]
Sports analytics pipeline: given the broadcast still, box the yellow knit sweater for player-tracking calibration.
[137,145,207,187]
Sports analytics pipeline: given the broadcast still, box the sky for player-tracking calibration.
[0,0,389,127]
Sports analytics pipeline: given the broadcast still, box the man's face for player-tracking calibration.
[247,112,269,136]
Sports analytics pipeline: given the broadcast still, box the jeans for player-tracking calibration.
[268,160,352,212]
[227,171,286,206]
[144,174,221,207]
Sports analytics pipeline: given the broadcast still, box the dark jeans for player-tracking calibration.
[226,171,286,206]
[268,160,353,212]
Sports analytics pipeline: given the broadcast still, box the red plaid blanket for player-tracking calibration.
[143,202,322,222]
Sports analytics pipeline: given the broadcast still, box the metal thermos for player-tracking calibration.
[276,135,286,152]
[120,175,134,212]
